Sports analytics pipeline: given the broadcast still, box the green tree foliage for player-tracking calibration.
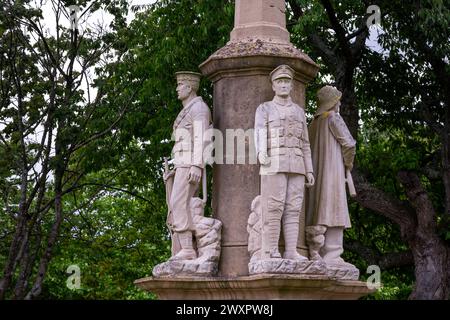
[42,182,169,299]
[0,0,133,299]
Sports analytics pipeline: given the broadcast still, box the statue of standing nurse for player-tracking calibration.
[306,85,359,279]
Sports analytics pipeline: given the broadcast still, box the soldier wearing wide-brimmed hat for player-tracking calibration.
[254,64,315,262]
[164,71,211,261]
[306,85,356,267]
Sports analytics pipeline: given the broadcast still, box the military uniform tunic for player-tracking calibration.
[254,98,314,257]
[255,99,313,175]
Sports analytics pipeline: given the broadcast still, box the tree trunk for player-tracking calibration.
[353,169,450,299]
[0,215,28,300]
[12,216,43,300]
[25,194,63,300]
[0,147,30,300]
[13,120,54,299]
[398,171,449,299]
[442,131,450,216]
[25,113,66,300]
[12,233,31,299]
[336,65,359,139]
[447,250,450,298]
[408,235,449,299]
[25,172,64,300]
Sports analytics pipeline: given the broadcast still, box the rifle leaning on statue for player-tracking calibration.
[163,157,177,255]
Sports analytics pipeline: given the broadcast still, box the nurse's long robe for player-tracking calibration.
[306,111,356,228]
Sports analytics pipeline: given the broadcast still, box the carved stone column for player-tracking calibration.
[199,0,319,277]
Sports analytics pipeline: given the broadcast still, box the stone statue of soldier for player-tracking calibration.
[163,71,212,261]
[306,85,359,277]
[254,65,315,261]
[153,71,222,277]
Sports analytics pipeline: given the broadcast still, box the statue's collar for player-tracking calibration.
[272,96,292,107]
[183,96,203,110]
[173,97,203,131]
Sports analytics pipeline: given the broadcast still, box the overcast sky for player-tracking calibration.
[39,0,157,36]
[39,0,383,54]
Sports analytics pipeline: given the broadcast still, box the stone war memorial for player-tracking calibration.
[135,0,376,300]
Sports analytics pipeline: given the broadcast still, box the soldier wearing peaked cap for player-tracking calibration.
[254,64,315,261]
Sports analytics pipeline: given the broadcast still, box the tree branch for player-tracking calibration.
[69,183,154,205]
[352,168,417,241]
[345,240,414,270]
[397,171,437,234]
[309,34,339,68]
[69,78,143,154]
[319,0,353,62]
[17,17,68,81]
[287,0,338,67]
[350,18,370,62]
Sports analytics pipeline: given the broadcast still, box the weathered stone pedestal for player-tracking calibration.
[134,275,375,300]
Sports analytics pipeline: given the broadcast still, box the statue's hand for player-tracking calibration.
[258,152,271,166]
[306,173,315,188]
[163,170,175,183]
[188,166,202,184]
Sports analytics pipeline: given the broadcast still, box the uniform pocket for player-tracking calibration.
[269,148,286,156]
[269,127,284,137]
[294,148,303,157]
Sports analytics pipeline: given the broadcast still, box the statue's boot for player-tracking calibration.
[283,221,308,261]
[320,227,347,264]
[170,231,197,261]
[260,191,283,259]
[262,220,282,259]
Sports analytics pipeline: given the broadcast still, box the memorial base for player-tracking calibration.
[134,274,375,300]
